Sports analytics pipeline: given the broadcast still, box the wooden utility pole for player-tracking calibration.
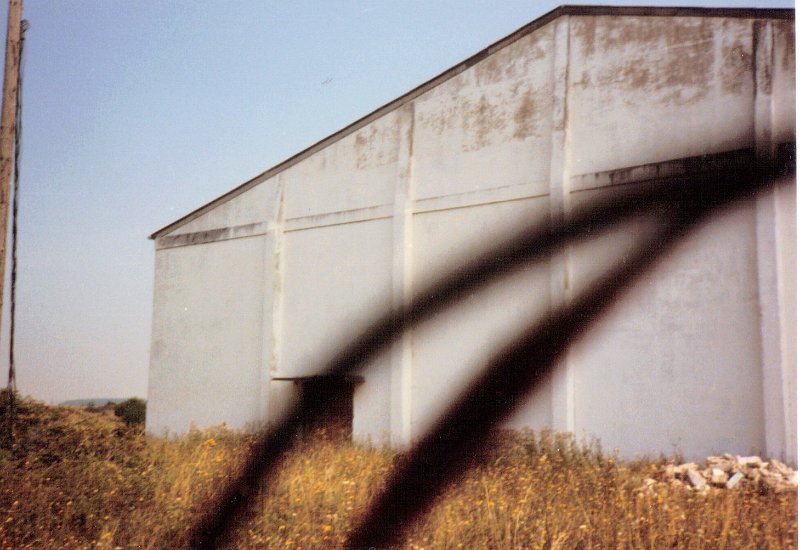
[0,0,22,342]
[0,0,22,448]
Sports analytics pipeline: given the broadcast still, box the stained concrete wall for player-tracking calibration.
[147,10,795,462]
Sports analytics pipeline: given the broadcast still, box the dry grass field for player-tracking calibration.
[0,396,796,549]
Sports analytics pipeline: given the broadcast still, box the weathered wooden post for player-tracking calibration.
[0,0,23,448]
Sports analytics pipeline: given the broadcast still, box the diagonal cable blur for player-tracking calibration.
[347,193,715,547]
[188,147,794,549]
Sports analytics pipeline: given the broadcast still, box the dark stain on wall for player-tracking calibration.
[718,20,752,95]
[474,33,548,87]
[475,55,504,87]
[513,88,538,140]
[418,81,548,149]
[754,20,773,96]
[720,43,751,94]
[422,102,458,136]
[572,16,720,106]
[353,115,400,170]
[620,64,651,90]
[572,18,596,58]
[574,70,591,88]
[413,29,553,153]
[662,41,713,90]
[354,128,371,169]
[775,20,795,73]
[461,94,506,151]
[600,17,658,50]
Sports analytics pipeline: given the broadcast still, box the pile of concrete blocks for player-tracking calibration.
[638,455,798,494]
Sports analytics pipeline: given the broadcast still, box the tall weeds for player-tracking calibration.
[0,399,796,549]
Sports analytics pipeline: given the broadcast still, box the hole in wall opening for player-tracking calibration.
[294,376,362,439]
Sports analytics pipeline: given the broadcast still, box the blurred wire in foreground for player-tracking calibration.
[188,146,794,549]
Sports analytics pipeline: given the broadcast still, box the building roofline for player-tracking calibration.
[150,4,794,239]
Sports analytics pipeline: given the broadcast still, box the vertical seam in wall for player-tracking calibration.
[562,15,573,434]
[753,20,775,159]
[404,102,416,446]
[773,187,795,462]
[549,15,574,434]
[752,19,782,459]
[390,103,415,446]
[272,179,286,378]
[260,178,286,426]
[258,231,268,426]
[754,191,780,458]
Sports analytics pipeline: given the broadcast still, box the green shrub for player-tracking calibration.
[114,398,146,426]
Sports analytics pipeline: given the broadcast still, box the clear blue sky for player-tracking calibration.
[4,0,793,403]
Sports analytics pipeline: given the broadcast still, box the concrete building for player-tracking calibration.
[147,6,796,462]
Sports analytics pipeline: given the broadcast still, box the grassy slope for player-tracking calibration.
[0,397,796,549]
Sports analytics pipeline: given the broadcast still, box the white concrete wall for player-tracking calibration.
[570,198,767,459]
[147,235,265,434]
[407,22,557,439]
[148,11,795,462]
